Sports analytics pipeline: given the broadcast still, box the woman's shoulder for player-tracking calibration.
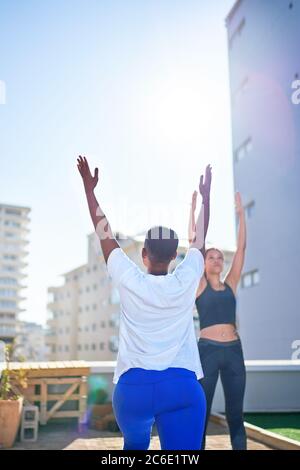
[196,275,208,299]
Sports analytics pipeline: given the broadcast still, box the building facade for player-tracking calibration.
[0,204,30,344]
[226,0,300,359]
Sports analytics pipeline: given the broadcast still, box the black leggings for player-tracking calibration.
[198,337,247,450]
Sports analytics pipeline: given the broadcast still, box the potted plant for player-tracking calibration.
[88,388,114,430]
[0,344,27,449]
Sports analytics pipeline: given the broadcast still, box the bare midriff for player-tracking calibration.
[200,323,239,342]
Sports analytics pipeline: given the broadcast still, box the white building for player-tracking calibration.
[16,321,48,361]
[226,0,300,359]
[0,204,30,345]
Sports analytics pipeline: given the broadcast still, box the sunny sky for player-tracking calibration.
[0,0,236,325]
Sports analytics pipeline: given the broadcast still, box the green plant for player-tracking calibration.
[0,344,27,401]
[95,388,108,404]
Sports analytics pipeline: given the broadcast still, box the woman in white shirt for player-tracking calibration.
[77,156,212,450]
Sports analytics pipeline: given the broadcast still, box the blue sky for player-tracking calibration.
[0,0,236,325]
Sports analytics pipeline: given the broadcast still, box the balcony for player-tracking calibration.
[0,268,27,280]
[0,316,16,325]
[0,293,26,303]
[0,234,30,246]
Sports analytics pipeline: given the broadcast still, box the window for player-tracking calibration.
[85,344,89,351]
[3,254,17,260]
[5,208,22,216]
[100,321,106,328]
[234,137,252,162]
[0,288,16,297]
[0,277,17,286]
[65,345,69,352]
[244,201,255,219]
[109,336,119,353]
[0,300,16,308]
[110,312,120,328]
[99,342,105,350]
[92,323,97,331]
[3,266,16,272]
[91,343,96,351]
[242,270,260,288]
[4,232,15,238]
[253,270,260,285]
[77,344,82,351]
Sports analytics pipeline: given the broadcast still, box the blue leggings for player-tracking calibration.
[112,367,207,450]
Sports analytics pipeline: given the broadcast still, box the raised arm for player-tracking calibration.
[188,191,198,244]
[225,192,246,294]
[190,164,212,257]
[77,156,119,263]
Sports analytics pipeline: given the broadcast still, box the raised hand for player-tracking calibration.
[199,164,212,199]
[235,191,243,215]
[77,155,99,192]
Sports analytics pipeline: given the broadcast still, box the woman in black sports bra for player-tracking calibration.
[189,191,247,450]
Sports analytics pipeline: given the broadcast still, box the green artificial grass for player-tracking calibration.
[244,413,300,442]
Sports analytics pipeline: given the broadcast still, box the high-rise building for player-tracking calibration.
[0,204,30,344]
[226,0,300,358]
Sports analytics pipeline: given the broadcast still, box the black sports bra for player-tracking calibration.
[195,280,236,330]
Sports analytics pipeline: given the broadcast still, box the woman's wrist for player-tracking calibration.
[202,193,210,203]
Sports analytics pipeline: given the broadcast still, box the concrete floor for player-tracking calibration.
[9,420,272,450]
